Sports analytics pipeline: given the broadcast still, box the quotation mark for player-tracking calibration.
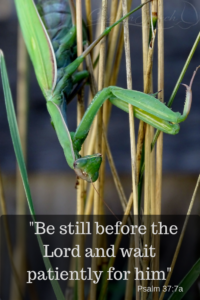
[29,221,34,226]
[167,268,171,272]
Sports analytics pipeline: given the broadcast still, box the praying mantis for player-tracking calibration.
[0,0,199,183]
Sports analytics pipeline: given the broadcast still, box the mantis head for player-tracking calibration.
[73,154,102,182]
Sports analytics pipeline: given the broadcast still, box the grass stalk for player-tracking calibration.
[98,192,134,300]
[84,47,98,159]
[16,28,28,216]
[141,0,150,82]
[69,0,76,25]
[142,123,152,300]
[97,0,107,213]
[136,0,150,184]
[105,0,122,86]
[150,128,156,216]
[84,185,94,216]
[141,1,157,297]
[90,1,107,299]
[159,174,200,300]
[109,0,119,25]
[124,233,135,300]
[98,0,123,213]
[122,2,140,300]
[9,27,29,300]
[0,171,23,300]
[76,2,85,299]
[153,0,163,298]
[84,0,93,45]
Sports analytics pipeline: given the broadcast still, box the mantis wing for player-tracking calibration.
[14,0,57,94]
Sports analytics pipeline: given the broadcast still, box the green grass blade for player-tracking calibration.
[0,50,35,216]
[0,50,65,300]
[167,258,200,300]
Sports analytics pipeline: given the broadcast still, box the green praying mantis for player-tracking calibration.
[0,0,199,183]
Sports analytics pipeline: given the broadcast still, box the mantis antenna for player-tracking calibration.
[91,181,119,220]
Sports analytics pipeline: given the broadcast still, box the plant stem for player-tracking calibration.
[76,2,85,300]
[122,2,140,300]
[10,26,28,300]
[153,0,164,298]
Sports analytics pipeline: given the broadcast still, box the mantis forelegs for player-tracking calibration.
[71,69,199,182]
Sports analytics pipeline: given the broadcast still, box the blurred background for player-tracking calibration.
[0,0,200,214]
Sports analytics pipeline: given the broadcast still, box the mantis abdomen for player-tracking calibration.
[37,0,88,98]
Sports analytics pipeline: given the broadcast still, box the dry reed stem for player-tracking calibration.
[106,0,131,117]
[84,37,126,219]
[84,28,125,212]
[85,0,93,45]
[68,9,86,288]
[136,0,150,184]
[69,0,76,25]
[141,0,150,74]
[110,29,124,85]
[142,124,152,300]
[85,49,98,96]
[76,0,85,214]
[84,50,98,158]
[84,12,102,155]
[101,0,134,144]
[150,126,155,216]
[109,0,119,26]
[122,2,140,300]
[16,30,28,216]
[9,28,28,300]
[84,185,94,216]
[86,1,128,216]
[125,233,135,300]
[99,0,123,209]
[84,37,128,219]
[82,47,98,198]
[88,0,131,207]
[141,7,157,299]
[106,0,119,55]
[143,30,156,93]
[0,171,23,300]
[99,193,134,300]
[83,49,98,159]
[159,175,200,300]
[153,0,163,298]
[76,2,85,299]
[97,0,107,213]
[105,0,122,86]
[90,1,107,299]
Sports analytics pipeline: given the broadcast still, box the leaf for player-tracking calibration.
[0,50,65,300]
[167,258,200,300]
